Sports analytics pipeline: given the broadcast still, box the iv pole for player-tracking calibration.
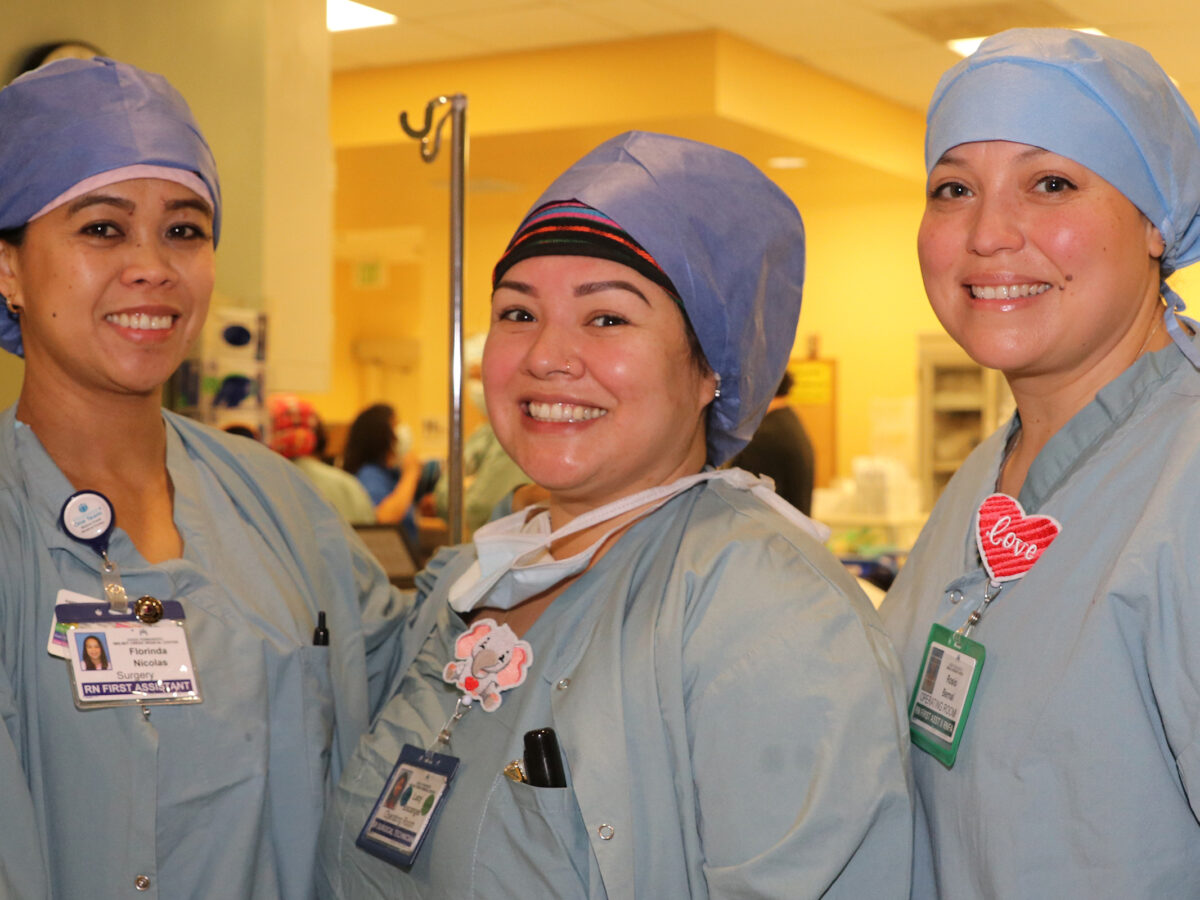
[400,94,468,545]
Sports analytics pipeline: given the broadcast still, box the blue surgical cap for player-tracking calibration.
[0,57,221,357]
[519,131,806,465]
[926,29,1200,363]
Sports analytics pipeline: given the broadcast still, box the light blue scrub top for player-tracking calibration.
[882,338,1200,898]
[0,407,409,899]
[318,478,913,899]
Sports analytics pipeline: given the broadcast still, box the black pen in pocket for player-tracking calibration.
[523,727,567,788]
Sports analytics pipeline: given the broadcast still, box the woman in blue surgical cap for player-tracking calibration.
[881,29,1200,897]
[316,132,912,898]
[0,58,405,898]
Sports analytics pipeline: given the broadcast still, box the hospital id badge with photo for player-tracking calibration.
[908,623,984,767]
[357,743,459,868]
[57,600,202,710]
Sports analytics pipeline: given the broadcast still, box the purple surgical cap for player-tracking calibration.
[0,57,221,357]
[511,131,805,465]
[926,29,1200,364]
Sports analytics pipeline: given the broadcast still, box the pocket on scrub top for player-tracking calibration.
[470,774,594,899]
[270,644,336,799]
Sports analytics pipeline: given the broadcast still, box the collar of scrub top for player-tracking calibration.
[513,131,806,466]
[0,55,222,358]
[925,27,1200,368]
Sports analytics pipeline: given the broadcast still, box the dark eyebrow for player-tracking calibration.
[67,194,134,215]
[934,144,1050,169]
[492,278,650,305]
[65,193,214,220]
[494,279,533,296]
[167,196,214,219]
[575,280,649,304]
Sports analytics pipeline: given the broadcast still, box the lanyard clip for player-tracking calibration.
[957,579,1002,639]
[101,552,129,614]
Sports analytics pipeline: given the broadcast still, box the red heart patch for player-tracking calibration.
[463,676,479,692]
[975,493,1061,582]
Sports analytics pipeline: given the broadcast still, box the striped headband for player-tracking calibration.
[492,200,681,302]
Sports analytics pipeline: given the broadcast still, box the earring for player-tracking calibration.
[4,297,20,317]
[713,374,722,400]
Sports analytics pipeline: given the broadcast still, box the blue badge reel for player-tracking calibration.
[54,491,202,710]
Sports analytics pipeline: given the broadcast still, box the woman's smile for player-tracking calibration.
[523,400,609,423]
[485,254,714,518]
[0,177,214,400]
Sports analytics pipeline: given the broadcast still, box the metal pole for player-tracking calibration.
[446,96,467,545]
[399,94,469,545]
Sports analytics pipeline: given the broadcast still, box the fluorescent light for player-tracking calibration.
[327,0,397,32]
[948,27,1106,58]
[767,156,807,170]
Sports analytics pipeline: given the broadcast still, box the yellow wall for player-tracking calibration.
[321,29,1200,476]
[321,32,934,474]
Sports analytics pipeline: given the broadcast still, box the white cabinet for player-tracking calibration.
[918,333,1014,510]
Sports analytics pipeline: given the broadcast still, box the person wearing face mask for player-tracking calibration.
[880,29,1200,897]
[316,131,912,899]
[343,402,429,535]
[0,58,406,899]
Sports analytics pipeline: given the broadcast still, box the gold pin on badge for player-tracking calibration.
[134,595,164,624]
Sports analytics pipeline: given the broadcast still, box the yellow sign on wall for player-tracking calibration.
[790,359,834,406]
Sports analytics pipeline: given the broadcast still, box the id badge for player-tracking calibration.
[357,743,459,868]
[57,600,202,710]
[47,589,99,659]
[908,623,985,767]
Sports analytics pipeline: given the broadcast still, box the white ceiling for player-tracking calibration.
[332,0,1200,113]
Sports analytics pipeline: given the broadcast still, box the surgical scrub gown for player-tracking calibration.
[0,407,408,899]
[881,337,1200,898]
[317,477,913,899]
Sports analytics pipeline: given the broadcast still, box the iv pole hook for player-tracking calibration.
[397,93,469,544]
[399,96,453,162]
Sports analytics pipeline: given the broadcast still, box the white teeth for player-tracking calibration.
[970,283,1052,300]
[527,401,608,423]
[106,313,175,331]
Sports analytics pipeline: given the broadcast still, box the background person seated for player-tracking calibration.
[267,394,375,524]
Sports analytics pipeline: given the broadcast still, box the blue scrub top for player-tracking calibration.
[882,337,1200,898]
[319,478,913,898]
[0,407,409,899]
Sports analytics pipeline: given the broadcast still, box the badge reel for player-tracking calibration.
[53,490,202,711]
[356,619,532,868]
[908,493,1061,767]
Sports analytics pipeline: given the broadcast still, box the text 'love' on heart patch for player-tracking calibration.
[975,493,1061,582]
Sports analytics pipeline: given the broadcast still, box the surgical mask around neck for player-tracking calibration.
[447,468,829,613]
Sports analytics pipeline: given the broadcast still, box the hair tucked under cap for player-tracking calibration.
[500,131,805,466]
[493,200,682,303]
[0,56,221,357]
[926,28,1200,365]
